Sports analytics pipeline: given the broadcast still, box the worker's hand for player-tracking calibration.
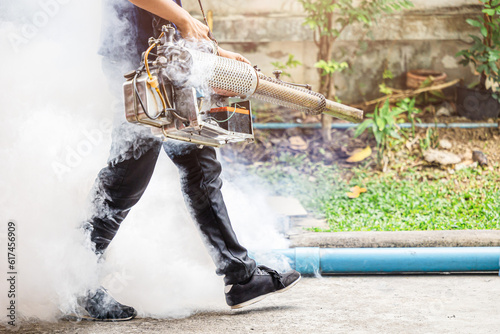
[177,16,210,41]
[218,47,251,65]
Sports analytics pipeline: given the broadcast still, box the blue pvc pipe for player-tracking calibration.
[253,123,354,129]
[253,122,498,130]
[274,247,500,275]
[399,123,498,129]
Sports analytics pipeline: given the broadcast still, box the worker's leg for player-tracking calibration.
[163,141,257,285]
[86,141,162,254]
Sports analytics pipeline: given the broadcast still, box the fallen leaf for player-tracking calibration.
[347,186,368,199]
[289,136,308,151]
[346,146,372,163]
[350,186,367,193]
[347,192,359,199]
[405,137,419,151]
[349,148,364,155]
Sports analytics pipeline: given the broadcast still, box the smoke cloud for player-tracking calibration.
[0,0,290,326]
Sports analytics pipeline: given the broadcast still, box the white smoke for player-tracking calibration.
[0,0,113,324]
[0,0,290,325]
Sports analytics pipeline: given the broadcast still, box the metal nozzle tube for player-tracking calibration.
[254,76,364,123]
[254,79,322,111]
[186,49,364,122]
[324,100,364,123]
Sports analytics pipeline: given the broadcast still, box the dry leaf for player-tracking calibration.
[346,146,372,163]
[289,136,308,151]
[351,186,367,193]
[347,185,368,199]
[350,148,364,155]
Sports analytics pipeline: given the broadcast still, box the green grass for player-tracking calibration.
[321,168,500,231]
[249,154,500,231]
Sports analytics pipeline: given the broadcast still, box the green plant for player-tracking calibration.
[271,54,302,79]
[378,68,395,95]
[393,97,421,137]
[297,0,414,140]
[378,83,394,95]
[418,127,439,152]
[416,77,447,105]
[277,151,308,165]
[248,159,500,231]
[382,68,394,80]
[455,0,500,100]
[354,99,405,168]
[319,167,500,231]
[315,59,349,77]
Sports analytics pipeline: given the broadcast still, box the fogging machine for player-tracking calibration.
[123,25,363,147]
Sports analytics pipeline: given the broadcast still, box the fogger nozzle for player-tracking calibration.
[177,49,364,123]
[253,73,363,123]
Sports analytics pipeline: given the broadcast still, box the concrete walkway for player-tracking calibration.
[14,275,500,334]
[286,215,500,248]
[289,230,500,248]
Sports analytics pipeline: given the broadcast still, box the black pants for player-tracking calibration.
[87,138,256,285]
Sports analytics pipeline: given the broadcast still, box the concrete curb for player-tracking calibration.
[289,230,500,248]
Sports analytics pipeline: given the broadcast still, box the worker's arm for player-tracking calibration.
[217,48,251,65]
[129,0,209,40]
[128,0,251,64]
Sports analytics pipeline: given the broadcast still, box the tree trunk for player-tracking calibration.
[319,13,335,142]
[321,75,337,141]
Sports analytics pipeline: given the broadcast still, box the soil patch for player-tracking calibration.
[219,117,499,173]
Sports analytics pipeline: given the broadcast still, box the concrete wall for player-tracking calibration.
[185,0,482,102]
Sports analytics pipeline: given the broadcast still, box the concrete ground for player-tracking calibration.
[14,274,499,334]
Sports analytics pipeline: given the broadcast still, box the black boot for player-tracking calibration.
[76,287,137,321]
[225,266,301,309]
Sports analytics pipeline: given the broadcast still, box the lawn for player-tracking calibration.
[248,154,500,231]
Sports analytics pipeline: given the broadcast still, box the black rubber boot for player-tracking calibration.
[225,266,301,309]
[77,287,137,322]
